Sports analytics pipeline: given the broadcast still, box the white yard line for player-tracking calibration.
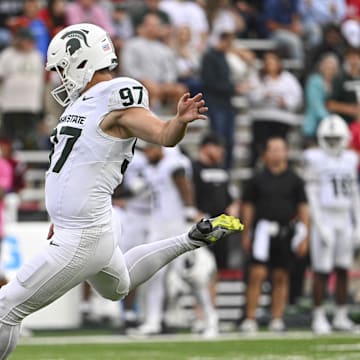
[315,343,360,352]
[18,331,349,346]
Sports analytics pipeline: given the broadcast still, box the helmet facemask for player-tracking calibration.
[50,57,92,107]
[46,24,118,107]
[320,136,343,156]
[317,115,350,157]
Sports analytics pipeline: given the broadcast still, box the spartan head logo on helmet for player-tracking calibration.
[61,29,90,56]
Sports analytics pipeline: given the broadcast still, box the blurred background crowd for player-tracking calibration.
[1,0,360,337]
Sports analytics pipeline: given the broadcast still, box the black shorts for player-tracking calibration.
[250,224,294,269]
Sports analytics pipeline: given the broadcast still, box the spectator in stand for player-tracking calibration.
[0,139,26,194]
[234,0,267,38]
[0,0,23,50]
[0,148,13,288]
[39,0,67,131]
[112,2,134,47]
[66,0,115,37]
[129,0,172,44]
[298,0,346,49]
[327,46,360,124]
[201,30,245,169]
[111,3,134,75]
[302,53,340,144]
[264,0,304,62]
[192,133,240,270]
[205,0,244,45]
[246,50,303,166]
[131,0,171,29]
[159,0,209,54]
[305,24,347,76]
[10,0,50,61]
[0,28,44,150]
[239,137,309,333]
[174,25,203,95]
[122,13,187,112]
[341,0,360,48]
[38,0,67,38]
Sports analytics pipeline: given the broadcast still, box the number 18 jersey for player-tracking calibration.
[45,77,149,228]
[303,148,358,210]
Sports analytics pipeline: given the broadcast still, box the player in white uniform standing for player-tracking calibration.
[304,114,360,334]
[114,147,152,325]
[137,145,218,337]
[0,23,243,358]
[135,144,198,334]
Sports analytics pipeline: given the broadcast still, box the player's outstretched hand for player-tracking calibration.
[176,92,208,124]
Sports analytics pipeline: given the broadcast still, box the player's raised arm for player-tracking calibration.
[114,92,208,147]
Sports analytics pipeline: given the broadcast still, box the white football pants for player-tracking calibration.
[0,220,194,359]
[310,209,353,273]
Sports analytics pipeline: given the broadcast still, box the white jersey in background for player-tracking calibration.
[304,148,358,210]
[45,77,149,228]
[122,150,152,215]
[136,148,194,335]
[143,149,190,223]
[304,147,359,272]
[117,150,152,252]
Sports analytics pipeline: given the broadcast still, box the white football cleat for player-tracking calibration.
[202,312,219,339]
[312,314,332,334]
[239,318,258,333]
[333,313,355,331]
[128,322,161,336]
[268,318,286,332]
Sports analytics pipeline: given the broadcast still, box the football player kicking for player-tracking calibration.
[0,23,243,359]
[304,115,360,334]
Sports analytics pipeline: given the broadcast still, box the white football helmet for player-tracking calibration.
[317,114,350,156]
[46,23,118,106]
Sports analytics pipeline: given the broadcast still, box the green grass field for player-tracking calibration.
[9,332,360,360]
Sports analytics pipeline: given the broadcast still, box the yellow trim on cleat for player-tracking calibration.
[188,214,245,246]
[211,214,244,232]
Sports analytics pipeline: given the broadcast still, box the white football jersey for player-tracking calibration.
[45,77,149,228]
[122,150,151,214]
[304,148,358,210]
[143,150,189,221]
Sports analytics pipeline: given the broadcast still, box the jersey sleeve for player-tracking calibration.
[350,150,358,167]
[293,174,307,205]
[302,149,320,184]
[107,78,150,112]
[242,176,257,203]
[167,159,187,178]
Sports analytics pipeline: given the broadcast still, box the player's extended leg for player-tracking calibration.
[88,215,243,316]
[124,215,243,291]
